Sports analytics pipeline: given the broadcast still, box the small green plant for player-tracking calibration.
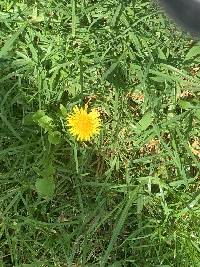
[33,110,61,145]
[35,161,56,199]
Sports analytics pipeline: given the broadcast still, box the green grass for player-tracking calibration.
[1,0,200,266]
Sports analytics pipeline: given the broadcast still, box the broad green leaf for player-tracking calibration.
[135,112,154,132]
[178,100,193,110]
[48,131,61,145]
[40,164,55,178]
[157,47,166,60]
[32,110,46,122]
[60,104,68,117]
[37,115,53,132]
[35,176,55,199]
[185,44,200,61]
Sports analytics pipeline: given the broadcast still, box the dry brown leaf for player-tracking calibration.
[140,138,160,155]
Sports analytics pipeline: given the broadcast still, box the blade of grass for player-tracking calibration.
[100,187,139,266]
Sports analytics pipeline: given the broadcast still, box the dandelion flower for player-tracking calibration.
[67,105,101,141]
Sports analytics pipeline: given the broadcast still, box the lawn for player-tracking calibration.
[1,0,200,266]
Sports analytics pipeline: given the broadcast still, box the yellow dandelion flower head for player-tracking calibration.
[67,105,101,141]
